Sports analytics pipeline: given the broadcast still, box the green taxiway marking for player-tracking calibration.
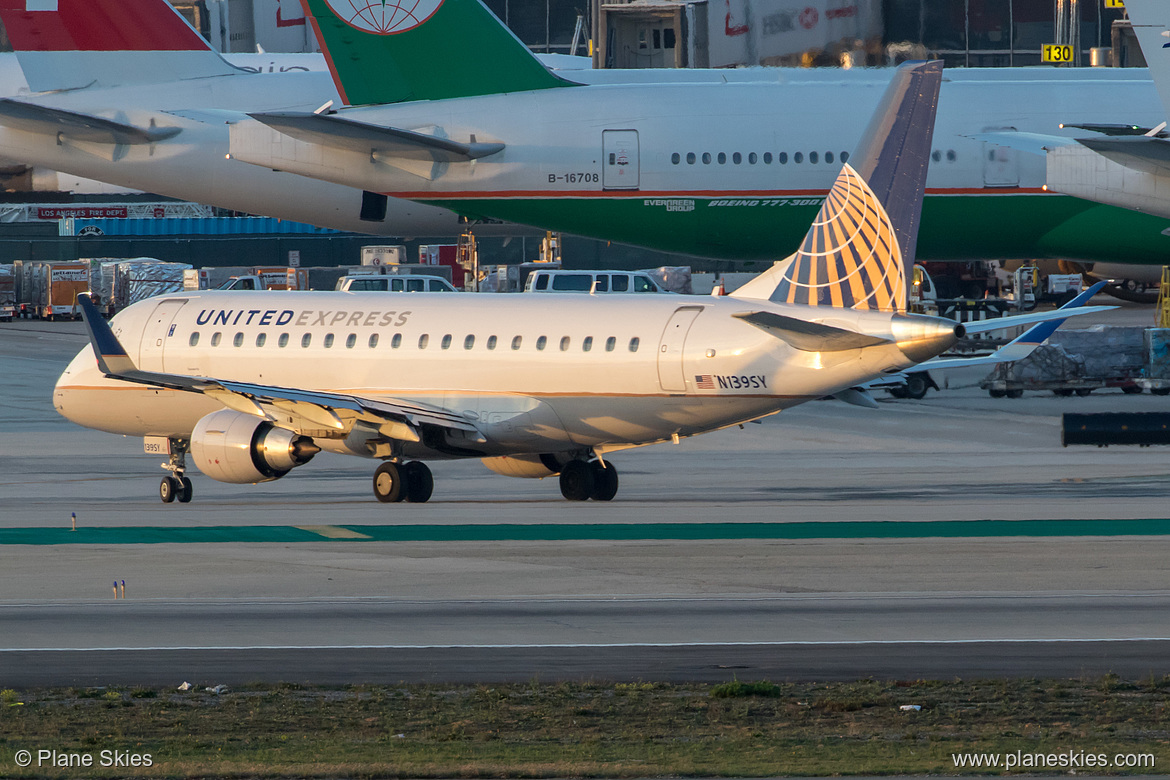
[2,519,1170,545]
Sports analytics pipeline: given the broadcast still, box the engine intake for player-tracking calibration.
[191,409,319,484]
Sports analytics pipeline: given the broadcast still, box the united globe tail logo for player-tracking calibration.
[323,0,444,34]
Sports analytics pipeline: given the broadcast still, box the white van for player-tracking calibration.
[336,275,457,293]
[524,269,666,293]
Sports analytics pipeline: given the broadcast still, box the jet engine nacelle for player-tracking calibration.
[481,454,561,479]
[190,409,320,484]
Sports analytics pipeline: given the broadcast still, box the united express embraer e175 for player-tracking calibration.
[55,62,1105,505]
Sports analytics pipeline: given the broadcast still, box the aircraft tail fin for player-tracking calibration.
[299,0,577,106]
[0,0,237,93]
[732,61,942,312]
[1124,0,1170,117]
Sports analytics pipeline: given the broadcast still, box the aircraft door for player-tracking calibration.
[603,129,639,190]
[138,299,188,372]
[982,126,1019,187]
[657,306,703,392]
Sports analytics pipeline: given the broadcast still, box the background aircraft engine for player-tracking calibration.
[481,454,560,478]
[190,409,320,484]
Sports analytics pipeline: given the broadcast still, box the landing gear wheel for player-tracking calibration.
[1053,388,1074,397]
[160,476,179,504]
[903,373,929,400]
[1123,384,1143,395]
[373,462,404,503]
[1075,388,1093,397]
[401,461,434,503]
[559,460,595,501]
[177,477,193,503]
[989,389,1006,399]
[1153,387,1170,396]
[590,461,619,501]
[1005,389,1024,399]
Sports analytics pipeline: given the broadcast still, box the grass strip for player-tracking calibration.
[1,675,1169,777]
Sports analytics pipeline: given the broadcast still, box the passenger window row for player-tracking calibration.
[670,150,850,166]
[932,149,958,162]
[189,331,643,353]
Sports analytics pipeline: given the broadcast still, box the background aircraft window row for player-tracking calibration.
[931,149,959,162]
[188,331,643,354]
[672,150,850,166]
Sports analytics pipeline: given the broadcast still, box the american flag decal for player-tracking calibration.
[772,162,906,313]
[695,375,715,390]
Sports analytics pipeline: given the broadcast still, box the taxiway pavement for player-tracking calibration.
[3,309,1169,685]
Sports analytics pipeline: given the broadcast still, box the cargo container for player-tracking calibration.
[18,262,89,320]
[0,264,15,321]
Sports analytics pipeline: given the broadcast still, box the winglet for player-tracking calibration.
[77,293,137,376]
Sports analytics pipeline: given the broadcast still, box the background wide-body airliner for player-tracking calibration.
[224,0,1170,265]
[1,0,1169,264]
[0,0,518,238]
[54,62,1107,505]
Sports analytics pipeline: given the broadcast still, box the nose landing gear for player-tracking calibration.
[159,438,193,504]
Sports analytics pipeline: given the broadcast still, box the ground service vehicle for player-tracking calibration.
[524,270,666,293]
[336,275,458,292]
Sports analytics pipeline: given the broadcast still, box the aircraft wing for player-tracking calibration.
[247,111,504,162]
[969,130,1078,155]
[916,282,1111,370]
[1059,123,1167,137]
[1074,136,1170,176]
[0,99,181,145]
[76,294,483,447]
[974,130,1170,176]
[959,304,1113,336]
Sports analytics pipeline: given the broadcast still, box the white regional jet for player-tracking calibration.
[54,62,1107,505]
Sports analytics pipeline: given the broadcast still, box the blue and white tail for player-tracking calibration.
[732,61,942,312]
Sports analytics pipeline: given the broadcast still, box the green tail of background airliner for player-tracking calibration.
[300,0,578,105]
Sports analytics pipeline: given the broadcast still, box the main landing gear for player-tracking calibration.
[373,460,434,503]
[558,459,619,502]
[159,439,193,504]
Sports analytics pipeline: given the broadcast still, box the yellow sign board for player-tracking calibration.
[1105,0,1125,8]
[1042,44,1074,63]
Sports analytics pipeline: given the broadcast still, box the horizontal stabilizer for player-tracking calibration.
[0,99,180,145]
[732,311,892,352]
[248,112,504,162]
